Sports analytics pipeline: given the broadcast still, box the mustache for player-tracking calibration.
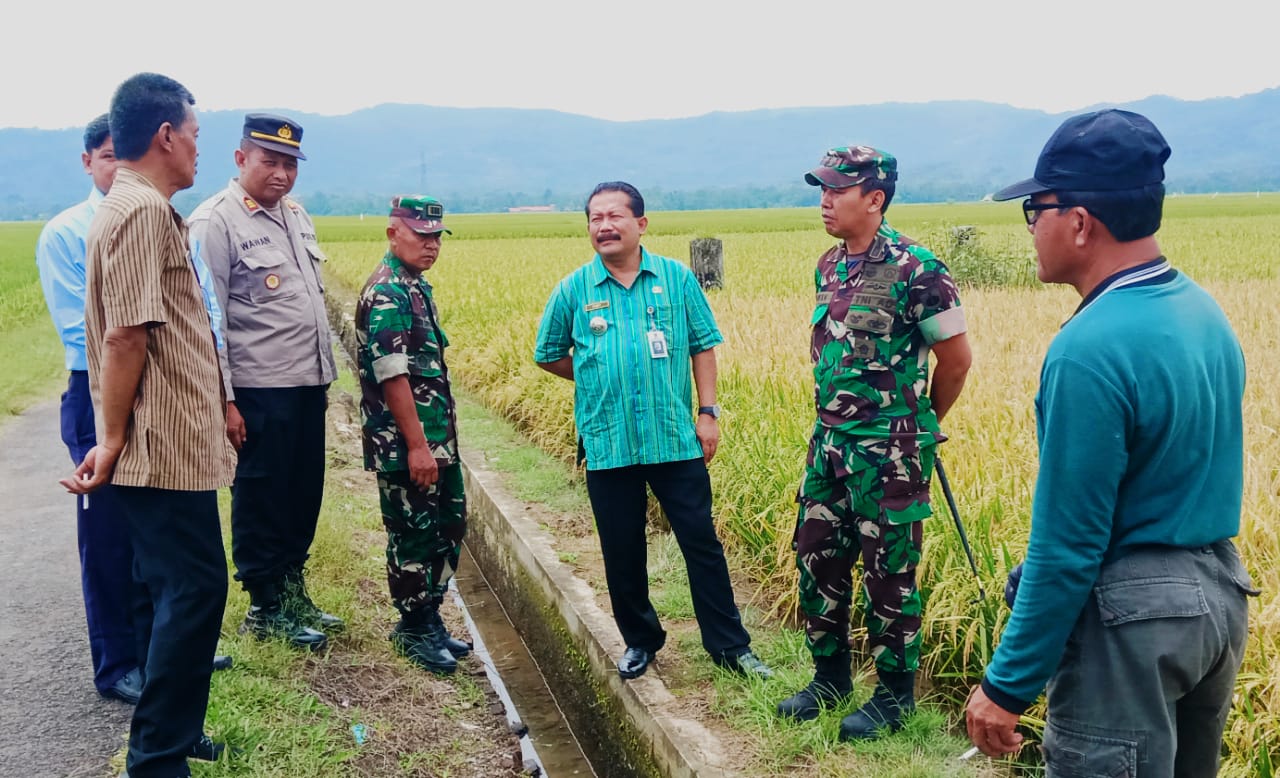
[596,231,622,242]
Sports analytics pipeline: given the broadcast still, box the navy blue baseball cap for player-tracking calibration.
[993,109,1170,201]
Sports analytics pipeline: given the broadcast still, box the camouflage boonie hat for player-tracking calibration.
[390,195,452,235]
[805,145,897,188]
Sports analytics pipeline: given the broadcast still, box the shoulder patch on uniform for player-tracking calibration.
[285,198,300,212]
[243,196,259,212]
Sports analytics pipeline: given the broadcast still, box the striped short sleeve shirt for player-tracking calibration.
[534,248,722,470]
[84,167,236,491]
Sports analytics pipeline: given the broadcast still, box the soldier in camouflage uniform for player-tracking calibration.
[355,195,472,674]
[776,147,972,741]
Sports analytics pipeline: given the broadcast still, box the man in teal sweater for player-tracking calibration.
[965,109,1258,776]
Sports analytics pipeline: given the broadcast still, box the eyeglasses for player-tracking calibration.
[1022,199,1085,226]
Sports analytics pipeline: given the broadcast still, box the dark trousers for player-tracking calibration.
[115,486,227,778]
[1043,541,1255,778]
[584,457,750,658]
[230,385,327,589]
[59,370,138,692]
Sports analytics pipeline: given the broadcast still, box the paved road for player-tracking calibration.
[0,401,130,777]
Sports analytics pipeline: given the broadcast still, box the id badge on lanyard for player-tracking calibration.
[645,304,669,359]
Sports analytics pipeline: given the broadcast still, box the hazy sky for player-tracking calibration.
[3,0,1277,129]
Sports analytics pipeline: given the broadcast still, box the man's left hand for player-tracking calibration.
[59,443,122,495]
[965,684,1024,757]
[696,415,719,463]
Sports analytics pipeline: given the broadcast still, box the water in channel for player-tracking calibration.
[453,545,598,777]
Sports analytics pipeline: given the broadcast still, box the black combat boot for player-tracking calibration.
[425,603,472,658]
[282,563,345,633]
[239,577,329,652]
[838,669,915,741]
[390,607,457,674]
[776,651,853,721]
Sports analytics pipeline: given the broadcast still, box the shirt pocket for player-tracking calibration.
[305,244,327,293]
[240,249,298,304]
[649,300,687,354]
[407,337,444,378]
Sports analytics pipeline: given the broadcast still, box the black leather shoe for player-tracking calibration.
[212,655,233,672]
[713,650,773,679]
[617,647,655,679]
[101,667,143,705]
[188,734,225,761]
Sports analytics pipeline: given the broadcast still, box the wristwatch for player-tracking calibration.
[698,405,721,419]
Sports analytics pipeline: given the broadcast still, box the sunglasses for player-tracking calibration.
[1022,199,1087,226]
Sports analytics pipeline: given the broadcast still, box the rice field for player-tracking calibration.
[318,194,1280,775]
[2,193,1276,773]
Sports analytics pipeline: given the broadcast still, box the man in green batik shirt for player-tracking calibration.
[534,181,772,683]
[355,195,473,675]
[776,147,972,741]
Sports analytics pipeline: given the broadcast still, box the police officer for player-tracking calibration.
[777,148,971,740]
[354,196,471,674]
[189,114,339,650]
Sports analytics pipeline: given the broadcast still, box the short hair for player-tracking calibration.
[585,181,644,218]
[1053,183,1165,242]
[108,73,195,161]
[83,114,111,153]
[858,178,896,214]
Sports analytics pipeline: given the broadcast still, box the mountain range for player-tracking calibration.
[3,88,1278,219]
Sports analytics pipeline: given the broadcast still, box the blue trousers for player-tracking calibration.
[60,370,137,692]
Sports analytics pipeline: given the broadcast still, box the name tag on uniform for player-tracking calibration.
[851,293,896,309]
[815,291,833,305]
[584,300,610,312]
[647,329,669,359]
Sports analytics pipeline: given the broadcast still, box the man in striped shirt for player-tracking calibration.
[534,182,770,681]
[62,72,236,778]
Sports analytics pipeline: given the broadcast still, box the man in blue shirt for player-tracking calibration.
[964,110,1258,776]
[36,114,140,705]
[534,182,770,681]
[36,114,229,710]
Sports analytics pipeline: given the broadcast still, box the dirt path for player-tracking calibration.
[0,401,130,778]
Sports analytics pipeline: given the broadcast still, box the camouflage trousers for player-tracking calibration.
[794,428,935,673]
[377,464,466,614]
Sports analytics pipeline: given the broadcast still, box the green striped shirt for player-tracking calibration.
[534,248,722,470]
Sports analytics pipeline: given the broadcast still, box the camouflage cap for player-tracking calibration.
[243,112,306,160]
[805,146,897,188]
[390,195,452,235]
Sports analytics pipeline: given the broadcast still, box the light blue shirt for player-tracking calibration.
[36,187,225,372]
[534,248,723,470]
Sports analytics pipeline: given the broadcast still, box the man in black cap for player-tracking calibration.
[189,114,340,651]
[964,109,1257,776]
